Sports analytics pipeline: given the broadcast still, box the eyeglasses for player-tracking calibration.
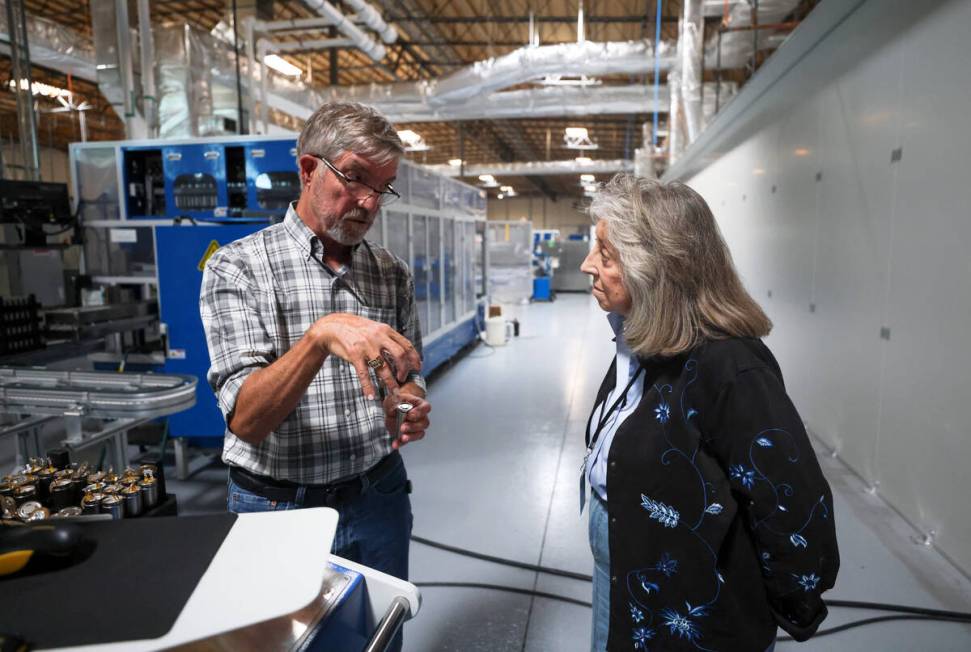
[314,155,400,206]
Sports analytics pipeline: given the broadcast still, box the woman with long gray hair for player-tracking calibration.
[580,174,839,651]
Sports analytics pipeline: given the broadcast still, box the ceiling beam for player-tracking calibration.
[383,15,680,25]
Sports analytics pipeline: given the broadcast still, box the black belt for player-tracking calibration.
[229,451,401,507]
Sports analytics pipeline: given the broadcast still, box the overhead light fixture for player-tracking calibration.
[499,185,517,197]
[448,158,463,166]
[8,79,72,99]
[575,156,593,164]
[564,127,599,150]
[397,129,430,152]
[263,53,302,77]
[478,174,499,188]
[580,173,596,183]
[793,147,810,157]
[497,193,505,199]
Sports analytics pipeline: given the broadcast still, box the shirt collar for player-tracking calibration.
[283,202,365,262]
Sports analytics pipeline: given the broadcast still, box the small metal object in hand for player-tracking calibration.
[395,402,414,437]
[367,357,386,370]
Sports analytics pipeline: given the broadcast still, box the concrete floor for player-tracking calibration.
[169,293,971,651]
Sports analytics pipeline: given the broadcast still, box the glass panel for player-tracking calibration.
[443,218,456,325]
[411,215,428,337]
[385,211,409,262]
[74,145,120,222]
[409,166,441,210]
[428,216,442,333]
[475,221,486,298]
[464,221,476,313]
[83,226,156,277]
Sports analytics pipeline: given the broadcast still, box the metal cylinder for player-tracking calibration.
[83,482,107,495]
[101,494,125,519]
[138,477,159,509]
[35,466,56,501]
[121,485,142,517]
[47,447,71,469]
[395,402,414,438]
[86,471,107,485]
[24,507,50,522]
[53,506,83,518]
[81,492,105,515]
[13,484,37,507]
[50,477,80,512]
[102,483,123,495]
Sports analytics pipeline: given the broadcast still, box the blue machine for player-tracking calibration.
[157,223,268,445]
[122,137,298,221]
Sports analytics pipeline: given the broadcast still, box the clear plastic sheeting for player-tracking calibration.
[352,84,669,124]
[703,0,800,70]
[488,221,534,305]
[155,25,244,138]
[0,0,96,81]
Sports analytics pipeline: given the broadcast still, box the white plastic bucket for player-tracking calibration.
[484,316,508,346]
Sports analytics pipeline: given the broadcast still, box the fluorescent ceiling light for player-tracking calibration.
[264,54,302,77]
[478,174,499,187]
[564,127,599,150]
[448,158,463,166]
[575,156,592,164]
[580,174,596,182]
[8,79,71,99]
[497,193,505,199]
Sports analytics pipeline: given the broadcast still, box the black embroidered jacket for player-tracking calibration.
[589,337,839,651]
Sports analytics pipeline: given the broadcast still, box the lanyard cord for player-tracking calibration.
[588,363,646,451]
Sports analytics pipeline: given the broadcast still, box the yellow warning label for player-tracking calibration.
[198,240,221,271]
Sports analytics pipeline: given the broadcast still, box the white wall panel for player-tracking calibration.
[670,0,971,573]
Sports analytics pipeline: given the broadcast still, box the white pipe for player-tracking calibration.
[302,0,386,61]
[245,16,257,134]
[681,0,704,144]
[270,37,354,53]
[342,0,398,44]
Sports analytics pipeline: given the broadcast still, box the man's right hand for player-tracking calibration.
[311,313,421,400]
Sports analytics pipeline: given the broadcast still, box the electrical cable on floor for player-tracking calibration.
[411,535,971,639]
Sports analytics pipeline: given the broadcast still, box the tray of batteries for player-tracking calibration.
[0,449,166,523]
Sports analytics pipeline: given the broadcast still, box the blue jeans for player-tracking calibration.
[228,456,413,651]
[589,491,611,652]
[587,492,776,652]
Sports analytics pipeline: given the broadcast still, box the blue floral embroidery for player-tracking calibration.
[655,402,671,424]
[629,602,645,624]
[655,552,679,577]
[686,408,698,420]
[790,533,808,548]
[756,437,774,447]
[705,503,723,515]
[729,464,756,489]
[638,574,660,595]
[795,573,820,592]
[660,607,702,642]
[632,626,655,649]
[641,495,680,528]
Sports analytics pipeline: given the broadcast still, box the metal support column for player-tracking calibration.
[4,0,40,180]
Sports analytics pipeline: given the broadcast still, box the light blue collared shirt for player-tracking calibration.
[586,313,645,503]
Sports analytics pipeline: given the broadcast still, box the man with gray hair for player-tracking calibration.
[200,102,430,603]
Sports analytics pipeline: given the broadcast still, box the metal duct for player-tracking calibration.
[0,0,95,81]
[302,0,387,61]
[155,25,217,138]
[681,0,705,144]
[91,0,148,138]
[703,0,801,69]
[348,84,672,123]
[425,159,633,178]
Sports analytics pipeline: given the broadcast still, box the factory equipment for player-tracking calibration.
[487,220,533,304]
[553,237,592,292]
[69,135,488,472]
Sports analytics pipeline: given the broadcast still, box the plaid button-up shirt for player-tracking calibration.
[200,204,424,484]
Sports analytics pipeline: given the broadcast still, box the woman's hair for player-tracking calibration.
[590,173,771,357]
[297,101,403,165]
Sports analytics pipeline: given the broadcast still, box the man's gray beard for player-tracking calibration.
[325,208,372,246]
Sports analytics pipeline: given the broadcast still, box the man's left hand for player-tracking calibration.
[383,391,431,450]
